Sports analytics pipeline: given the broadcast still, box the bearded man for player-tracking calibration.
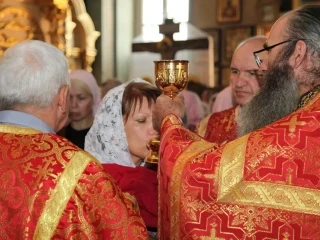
[153,5,320,239]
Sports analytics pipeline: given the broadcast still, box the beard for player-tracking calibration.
[237,60,301,137]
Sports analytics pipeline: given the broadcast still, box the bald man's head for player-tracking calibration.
[230,36,267,106]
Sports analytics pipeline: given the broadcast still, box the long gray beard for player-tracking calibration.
[237,63,300,137]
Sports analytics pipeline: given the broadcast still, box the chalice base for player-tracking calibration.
[163,85,180,99]
[145,137,160,164]
[145,154,159,164]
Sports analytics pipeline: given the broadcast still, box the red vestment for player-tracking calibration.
[102,164,158,228]
[159,94,320,239]
[0,125,147,239]
[196,107,237,144]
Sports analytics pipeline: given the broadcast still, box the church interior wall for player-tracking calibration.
[0,0,315,86]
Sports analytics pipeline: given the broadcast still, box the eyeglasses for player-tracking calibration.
[253,39,305,67]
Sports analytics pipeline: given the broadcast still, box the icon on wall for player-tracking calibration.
[217,0,242,23]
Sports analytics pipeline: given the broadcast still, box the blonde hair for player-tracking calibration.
[71,79,92,96]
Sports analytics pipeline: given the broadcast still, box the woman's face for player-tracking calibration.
[124,97,158,166]
[69,86,93,122]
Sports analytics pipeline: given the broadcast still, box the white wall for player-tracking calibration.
[115,0,134,81]
[101,0,115,83]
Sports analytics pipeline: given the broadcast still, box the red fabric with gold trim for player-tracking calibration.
[204,107,237,144]
[159,95,320,240]
[0,132,147,239]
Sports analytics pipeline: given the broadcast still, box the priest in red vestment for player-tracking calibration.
[196,36,266,144]
[154,5,320,239]
[0,40,147,239]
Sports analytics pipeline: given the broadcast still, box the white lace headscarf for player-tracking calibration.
[84,78,148,167]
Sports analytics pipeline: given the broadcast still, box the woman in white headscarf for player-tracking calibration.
[85,78,161,231]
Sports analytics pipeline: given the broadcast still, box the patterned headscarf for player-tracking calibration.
[84,78,147,167]
[69,69,101,115]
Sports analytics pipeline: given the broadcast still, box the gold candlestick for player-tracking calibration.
[145,60,189,165]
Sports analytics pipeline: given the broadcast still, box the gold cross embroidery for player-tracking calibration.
[278,115,306,133]
[225,111,235,132]
[286,168,293,185]
[200,224,224,240]
[225,117,233,132]
[22,155,58,190]
[283,231,290,240]
[221,116,229,125]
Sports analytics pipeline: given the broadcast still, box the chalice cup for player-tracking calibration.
[154,60,189,99]
[145,60,189,165]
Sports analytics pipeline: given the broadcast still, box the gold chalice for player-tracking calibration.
[145,60,189,165]
[146,137,161,164]
[154,60,189,99]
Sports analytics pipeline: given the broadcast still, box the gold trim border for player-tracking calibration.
[218,134,320,216]
[218,135,248,199]
[34,151,93,239]
[0,124,41,134]
[220,181,320,215]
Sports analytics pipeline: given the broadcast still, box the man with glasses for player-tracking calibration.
[196,36,266,144]
[153,4,320,239]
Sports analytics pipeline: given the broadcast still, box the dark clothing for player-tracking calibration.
[65,124,90,149]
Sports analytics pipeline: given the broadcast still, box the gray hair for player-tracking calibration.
[0,40,70,110]
[284,5,320,74]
